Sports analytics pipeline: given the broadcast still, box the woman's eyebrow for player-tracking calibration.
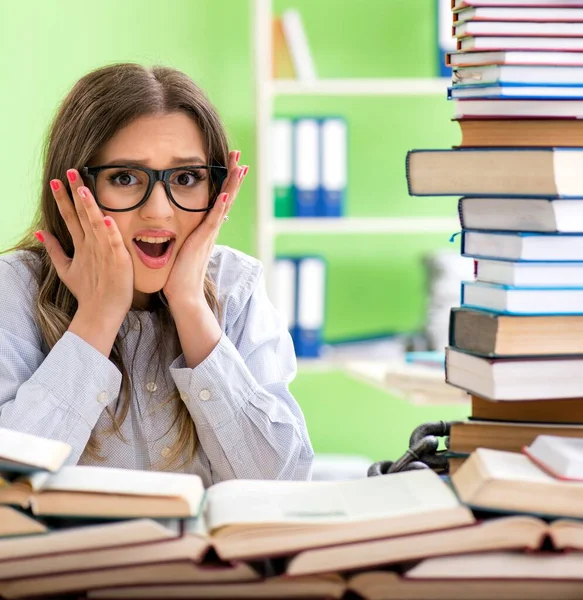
[103,156,207,166]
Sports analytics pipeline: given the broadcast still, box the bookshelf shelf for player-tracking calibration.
[271,78,450,96]
[272,217,459,235]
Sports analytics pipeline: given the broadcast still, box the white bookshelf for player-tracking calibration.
[253,0,453,299]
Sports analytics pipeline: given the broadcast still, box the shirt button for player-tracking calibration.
[97,392,107,404]
[161,447,171,458]
[146,382,158,393]
[180,392,189,402]
[199,389,211,401]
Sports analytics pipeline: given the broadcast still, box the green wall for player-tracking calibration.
[0,0,468,464]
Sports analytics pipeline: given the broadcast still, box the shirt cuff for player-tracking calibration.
[29,331,122,427]
[169,333,258,429]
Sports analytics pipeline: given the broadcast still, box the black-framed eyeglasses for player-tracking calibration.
[81,164,228,213]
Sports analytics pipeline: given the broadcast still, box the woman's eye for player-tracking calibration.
[172,170,204,186]
[108,171,139,186]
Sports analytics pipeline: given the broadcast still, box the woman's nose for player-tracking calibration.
[139,181,174,219]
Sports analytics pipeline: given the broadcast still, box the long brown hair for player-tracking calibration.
[8,63,229,467]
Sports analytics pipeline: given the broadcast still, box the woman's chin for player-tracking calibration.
[133,274,169,296]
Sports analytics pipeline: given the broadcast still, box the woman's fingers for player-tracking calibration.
[77,185,111,247]
[36,230,72,282]
[50,178,84,246]
[103,215,127,258]
[66,169,94,238]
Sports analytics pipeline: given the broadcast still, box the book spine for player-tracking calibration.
[295,257,326,357]
[293,118,320,217]
[318,117,347,217]
[457,198,466,229]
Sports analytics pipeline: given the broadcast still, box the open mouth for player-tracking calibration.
[132,235,176,268]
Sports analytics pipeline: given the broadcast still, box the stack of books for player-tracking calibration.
[407,0,583,474]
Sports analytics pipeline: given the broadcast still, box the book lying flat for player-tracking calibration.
[450,419,583,454]
[452,447,583,518]
[450,306,583,357]
[454,6,583,23]
[461,281,583,315]
[0,428,71,474]
[349,570,583,600]
[455,98,583,119]
[0,465,205,519]
[0,518,178,562]
[462,231,583,262]
[459,36,583,52]
[284,515,583,576]
[459,198,583,233]
[450,84,583,100]
[86,575,346,600]
[455,21,583,37]
[446,346,583,400]
[448,50,583,68]
[475,259,583,287]
[471,393,583,424]
[0,559,260,599]
[406,148,583,198]
[456,121,583,148]
[455,65,583,87]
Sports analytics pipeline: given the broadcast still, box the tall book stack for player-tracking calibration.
[407,0,583,473]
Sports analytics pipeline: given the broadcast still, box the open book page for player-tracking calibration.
[204,470,461,532]
[0,428,71,472]
[407,551,583,580]
[30,466,205,513]
[478,448,570,483]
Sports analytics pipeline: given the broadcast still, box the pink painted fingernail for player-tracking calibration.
[235,150,241,162]
[78,187,88,199]
[222,193,229,203]
[34,231,45,243]
[50,180,60,192]
[66,170,77,183]
[104,216,113,227]
[243,166,249,176]
[238,167,245,181]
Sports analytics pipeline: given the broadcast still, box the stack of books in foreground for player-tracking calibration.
[408,0,583,473]
[4,428,583,599]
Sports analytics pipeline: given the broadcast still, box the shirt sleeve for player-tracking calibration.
[0,257,122,464]
[169,261,314,483]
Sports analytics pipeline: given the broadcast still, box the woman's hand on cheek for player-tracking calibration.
[163,151,248,311]
[37,169,135,326]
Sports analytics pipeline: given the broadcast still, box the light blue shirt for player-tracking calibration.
[0,245,313,486]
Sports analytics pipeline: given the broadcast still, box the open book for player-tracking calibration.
[284,515,583,576]
[452,447,583,518]
[524,435,583,481]
[0,465,205,518]
[0,428,71,474]
[191,469,474,561]
[0,506,47,537]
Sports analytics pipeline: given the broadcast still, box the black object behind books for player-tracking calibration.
[368,421,452,477]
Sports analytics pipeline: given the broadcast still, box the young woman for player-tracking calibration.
[0,63,314,485]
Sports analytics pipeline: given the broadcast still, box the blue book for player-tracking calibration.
[453,65,583,88]
[449,83,583,100]
[295,256,326,358]
[274,257,298,348]
[461,280,583,315]
[293,118,319,217]
[461,230,583,262]
[317,117,347,217]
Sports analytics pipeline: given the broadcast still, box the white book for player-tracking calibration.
[451,85,583,99]
[281,9,317,81]
[294,118,320,217]
[320,118,347,217]
[454,65,583,86]
[462,281,583,315]
[0,427,71,473]
[454,0,583,7]
[455,6,583,21]
[271,119,293,189]
[456,20,583,37]
[449,50,583,67]
[476,259,583,286]
[446,346,583,400]
[460,36,583,51]
[463,231,583,262]
[459,198,583,233]
[524,435,583,480]
[455,98,583,118]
